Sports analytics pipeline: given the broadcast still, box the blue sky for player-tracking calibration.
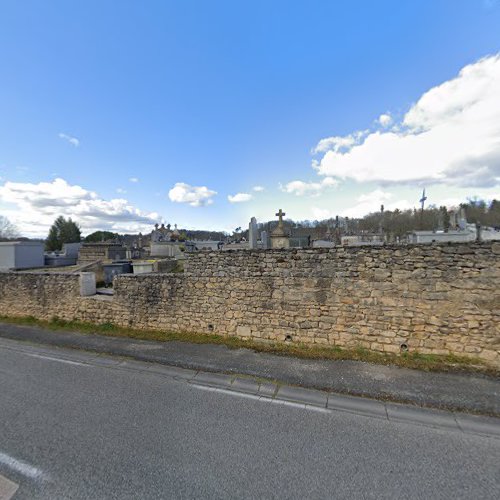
[1,0,500,237]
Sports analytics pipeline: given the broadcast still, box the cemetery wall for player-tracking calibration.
[0,242,499,366]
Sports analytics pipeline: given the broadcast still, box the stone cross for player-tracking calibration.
[276,209,286,224]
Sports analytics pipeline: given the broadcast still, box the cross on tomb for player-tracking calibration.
[275,209,286,224]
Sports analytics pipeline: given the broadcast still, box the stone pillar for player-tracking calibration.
[249,217,258,249]
[80,272,96,296]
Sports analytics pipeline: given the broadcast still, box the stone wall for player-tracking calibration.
[77,243,126,263]
[1,242,499,366]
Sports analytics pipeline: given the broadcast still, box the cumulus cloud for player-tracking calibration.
[280,177,338,197]
[312,131,367,155]
[228,192,253,203]
[168,182,217,207]
[313,54,500,188]
[129,177,139,183]
[0,178,159,237]
[341,189,412,218]
[253,186,265,192]
[58,133,80,147]
[378,113,392,127]
[311,207,336,220]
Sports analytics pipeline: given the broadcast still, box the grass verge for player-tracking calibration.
[0,314,497,376]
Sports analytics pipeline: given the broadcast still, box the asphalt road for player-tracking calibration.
[1,341,499,499]
[2,322,499,415]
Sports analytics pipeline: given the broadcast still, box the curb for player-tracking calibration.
[2,337,497,439]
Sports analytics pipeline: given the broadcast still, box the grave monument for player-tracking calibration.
[270,209,290,249]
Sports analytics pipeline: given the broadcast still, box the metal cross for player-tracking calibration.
[419,188,427,211]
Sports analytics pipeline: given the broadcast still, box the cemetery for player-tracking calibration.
[0,207,499,367]
[0,239,498,367]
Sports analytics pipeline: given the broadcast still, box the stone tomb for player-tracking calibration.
[77,243,127,264]
[0,241,44,270]
[270,209,290,249]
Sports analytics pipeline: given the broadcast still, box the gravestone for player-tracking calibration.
[249,217,258,249]
[260,230,269,249]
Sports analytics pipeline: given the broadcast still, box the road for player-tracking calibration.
[2,321,499,415]
[0,340,499,499]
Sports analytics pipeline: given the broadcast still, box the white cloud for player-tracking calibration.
[378,113,392,127]
[312,131,367,154]
[433,197,463,209]
[129,177,139,183]
[311,207,336,220]
[253,186,265,192]
[280,176,338,197]
[0,178,159,237]
[357,189,393,204]
[58,133,80,147]
[116,188,127,194]
[168,182,217,207]
[314,54,500,188]
[228,192,253,203]
[341,189,413,218]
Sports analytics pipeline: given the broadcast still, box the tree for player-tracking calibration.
[85,231,118,243]
[0,215,19,240]
[45,216,81,251]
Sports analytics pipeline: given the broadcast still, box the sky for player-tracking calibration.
[1,0,500,238]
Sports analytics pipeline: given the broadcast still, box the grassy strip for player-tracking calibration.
[0,314,497,376]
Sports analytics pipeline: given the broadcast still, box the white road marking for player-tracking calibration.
[0,474,19,500]
[22,352,87,366]
[190,384,262,401]
[191,384,308,409]
[0,452,48,481]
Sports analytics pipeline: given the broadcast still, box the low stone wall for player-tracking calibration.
[0,242,499,366]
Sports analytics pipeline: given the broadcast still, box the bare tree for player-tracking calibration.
[0,215,19,240]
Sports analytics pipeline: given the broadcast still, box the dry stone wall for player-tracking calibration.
[0,242,499,366]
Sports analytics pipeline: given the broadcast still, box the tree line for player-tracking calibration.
[247,198,500,242]
[1,198,498,246]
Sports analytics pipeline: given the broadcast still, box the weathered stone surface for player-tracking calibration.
[0,242,499,366]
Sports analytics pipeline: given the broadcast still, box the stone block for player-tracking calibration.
[236,325,252,337]
[79,272,96,297]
